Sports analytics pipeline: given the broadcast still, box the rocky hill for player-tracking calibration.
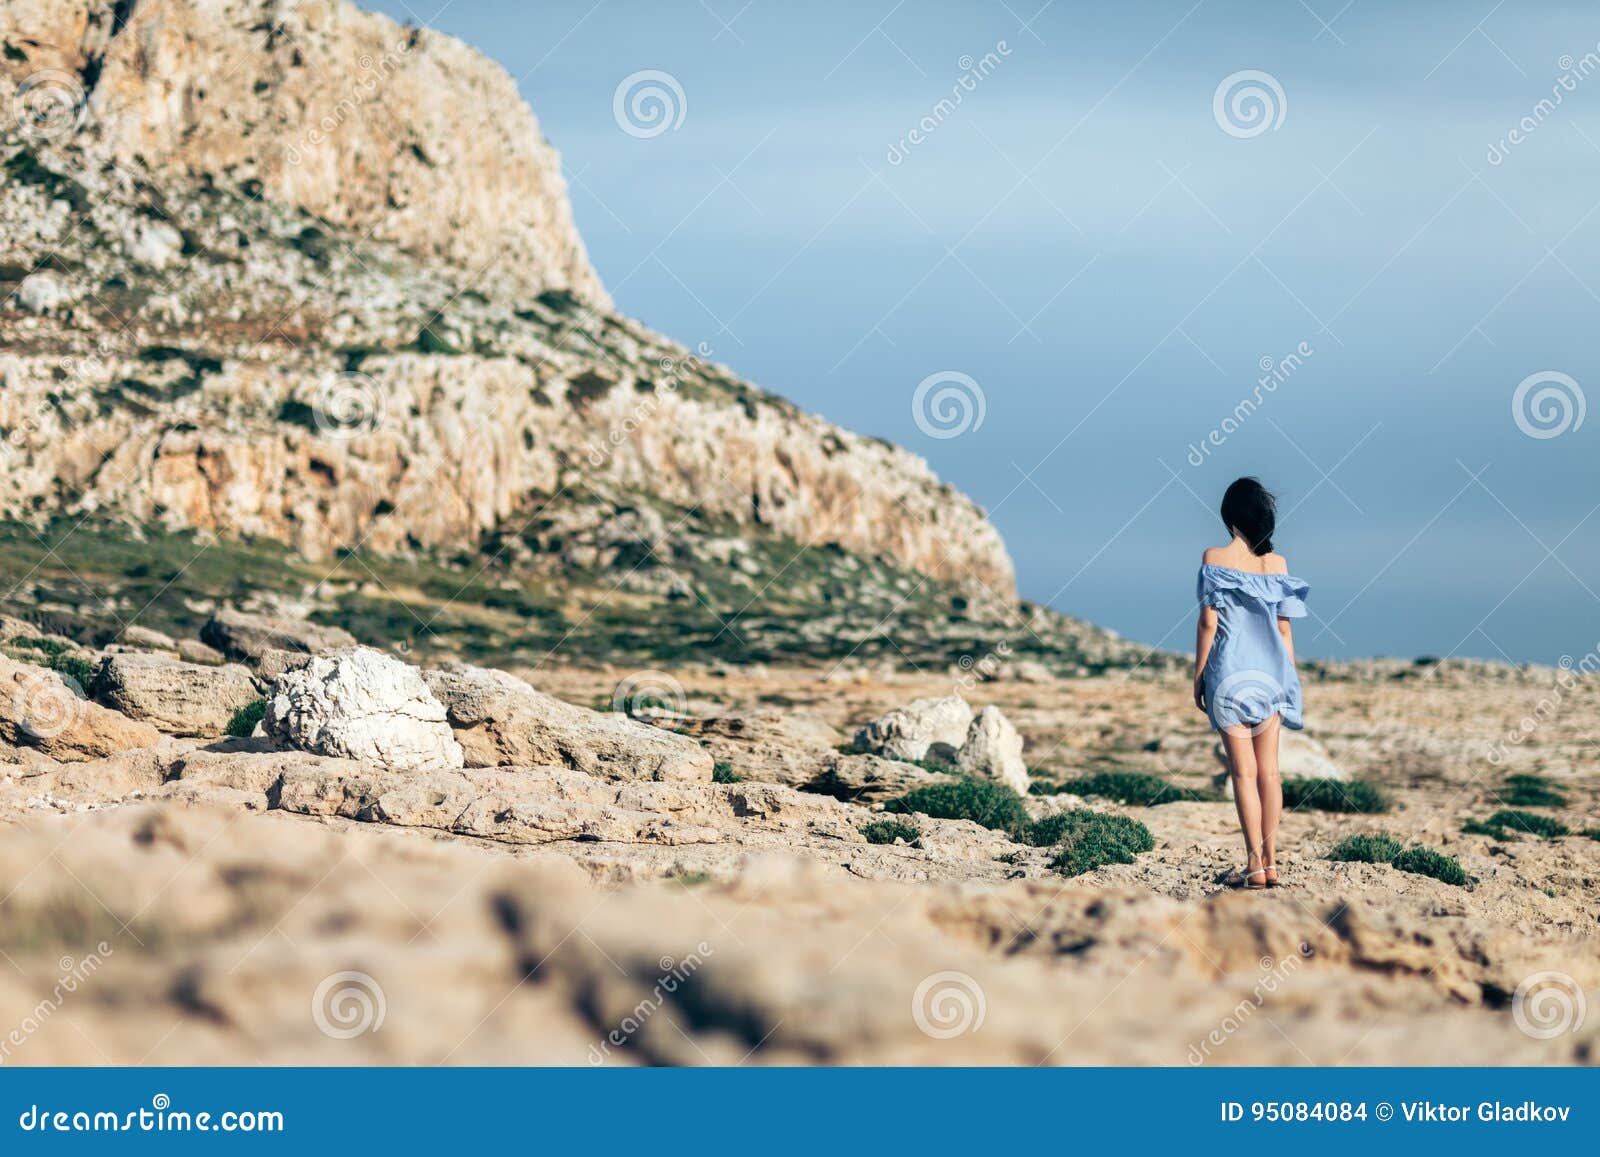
[0,0,1138,673]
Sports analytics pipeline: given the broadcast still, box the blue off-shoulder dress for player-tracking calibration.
[1197,564,1310,732]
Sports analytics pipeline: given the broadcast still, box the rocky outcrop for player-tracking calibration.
[264,648,463,771]
[852,696,974,763]
[91,652,259,737]
[423,664,712,783]
[0,0,605,306]
[677,710,954,800]
[955,705,1029,794]
[0,0,1018,602]
[0,654,160,759]
[201,609,358,664]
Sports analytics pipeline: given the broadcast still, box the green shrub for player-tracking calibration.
[7,634,73,659]
[883,777,1031,838]
[1031,810,1155,877]
[1327,833,1403,864]
[711,762,740,784]
[1391,846,1469,887]
[1494,774,1567,808]
[1281,777,1388,814]
[1462,809,1570,841]
[1584,829,1600,843]
[48,653,95,689]
[225,698,267,738]
[1042,770,1222,807]
[416,322,460,355]
[276,398,319,430]
[860,818,921,846]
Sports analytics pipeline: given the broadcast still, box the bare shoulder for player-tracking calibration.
[1201,546,1227,565]
[1263,552,1289,574]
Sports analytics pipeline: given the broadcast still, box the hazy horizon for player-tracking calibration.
[368,0,1600,665]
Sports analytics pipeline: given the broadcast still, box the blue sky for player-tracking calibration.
[368,0,1600,664]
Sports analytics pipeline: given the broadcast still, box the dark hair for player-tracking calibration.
[1221,477,1276,555]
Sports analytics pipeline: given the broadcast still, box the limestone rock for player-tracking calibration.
[116,625,179,652]
[954,705,1030,794]
[0,655,160,761]
[424,664,712,782]
[264,648,463,771]
[15,271,67,313]
[91,652,260,737]
[813,752,956,801]
[123,219,184,270]
[177,639,226,666]
[201,608,357,663]
[852,695,974,762]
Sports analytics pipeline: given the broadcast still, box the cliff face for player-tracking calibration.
[0,0,1018,602]
[1,0,607,305]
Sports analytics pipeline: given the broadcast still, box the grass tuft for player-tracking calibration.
[860,818,921,846]
[1391,846,1469,887]
[1027,809,1155,876]
[225,698,267,738]
[1327,833,1403,864]
[1035,770,1221,807]
[711,761,740,784]
[883,777,1031,838]
[1462,809,1570,841]
[1281,777,1388,814]
[1494,773,1567,809]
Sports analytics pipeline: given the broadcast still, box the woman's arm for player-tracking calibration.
[1277,617,1296,666]
[1193,606,1218,711]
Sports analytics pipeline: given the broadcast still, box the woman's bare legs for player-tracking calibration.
[1221,726,1265,883]
[1253,715,1283,885]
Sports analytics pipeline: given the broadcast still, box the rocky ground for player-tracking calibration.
[1,608,1595,1066]
[1,0,1594,1070]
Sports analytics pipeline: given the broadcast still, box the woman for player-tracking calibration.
[1193,477,1309,890]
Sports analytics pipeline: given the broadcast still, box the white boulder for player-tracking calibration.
[264,648,463,771]
[851,695,973,763]
[16,271,68,314]
[124,219,185,269]
[954,705,1029,794]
